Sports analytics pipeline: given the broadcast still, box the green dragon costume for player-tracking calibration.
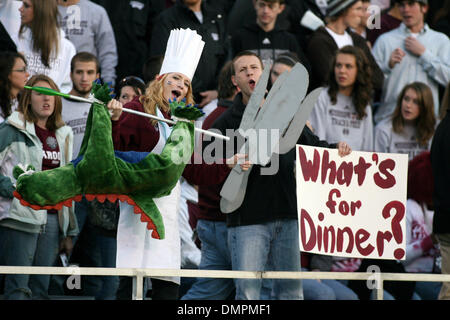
[13,82,204,240]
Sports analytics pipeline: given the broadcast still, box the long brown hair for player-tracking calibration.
[392,82,436,146]
[327,45,373,120]
[139,73,194,126]
[18,74,65,131]
[19,0,60,68]
[0,52,27,119]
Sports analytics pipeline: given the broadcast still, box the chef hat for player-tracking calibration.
[159,28,205,81]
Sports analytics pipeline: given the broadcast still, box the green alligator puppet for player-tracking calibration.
[13,82,204,239]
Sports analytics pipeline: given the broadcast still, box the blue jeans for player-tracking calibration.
[321,279,358,300]
[49,197,89,296]
[0,225,39,299]
[80,222,119,300]
[303,279,336,300]
[415,281,442,300]
[29,214,60,299]
[228,219,303,300]
[181,220,235,300]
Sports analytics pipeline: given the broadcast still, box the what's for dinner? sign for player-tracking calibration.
[296,145,408,260]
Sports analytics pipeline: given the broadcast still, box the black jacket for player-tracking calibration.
[306,26,384,94]
[285,0,325,50]
[231,22,309,70]
[91,0,165,81]
[431,107,450,234]
[150,0,228,99]
[210,93,335,227]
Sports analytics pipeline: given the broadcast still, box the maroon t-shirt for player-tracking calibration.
[35,124,60,214]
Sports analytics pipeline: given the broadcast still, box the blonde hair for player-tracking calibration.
[139,73,195,126]
[19,0,60,68]
[18,74,65,131]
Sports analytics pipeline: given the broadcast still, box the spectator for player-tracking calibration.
[430,81,450,300]
[366,2,402,46]
[57,0,118,87]
[371,0,450,124]
[114,76,146,106]
[0,51,29,122]
[62,52,100,159]
[404,151,442,300]
[374,82,437,160]
[60,52,120,300]
[90,0,165,82]
[208,50,351,300]
[309,45,374,152]
[17,0,76,93]
[266,52,358,300]
[181,61,239,300]
[72,75,145,301]
[0,74,78,300]
[306,0,384,96]
[230,0,309,69]
[149,0,228,107]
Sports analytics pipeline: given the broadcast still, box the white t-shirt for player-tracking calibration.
[325,27,354,48]
[61,97,91,159]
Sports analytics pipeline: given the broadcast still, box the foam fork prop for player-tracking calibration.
[24,85,230,141]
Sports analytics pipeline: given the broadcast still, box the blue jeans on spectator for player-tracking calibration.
[302,271,358,300]
[80,222,119,300]
[181,220,235,300]
[49,197,89,296]
[228,219,303,300]
[415,281,442,300]
[29,214,60,299]
[323,279,358,300]
[303,278,336,300]
[0,225,39,299]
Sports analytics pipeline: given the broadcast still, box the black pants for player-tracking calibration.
[116,276,179,300]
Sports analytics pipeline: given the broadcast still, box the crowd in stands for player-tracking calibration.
[0,0,449,301]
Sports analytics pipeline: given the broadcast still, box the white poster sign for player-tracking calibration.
[296,145,408,260]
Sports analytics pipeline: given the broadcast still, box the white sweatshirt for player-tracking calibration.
[17,28,76,93]
[309,88,374,152]
[374,119,431,161]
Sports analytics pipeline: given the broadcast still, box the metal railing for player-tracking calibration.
[1,266,449,300]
